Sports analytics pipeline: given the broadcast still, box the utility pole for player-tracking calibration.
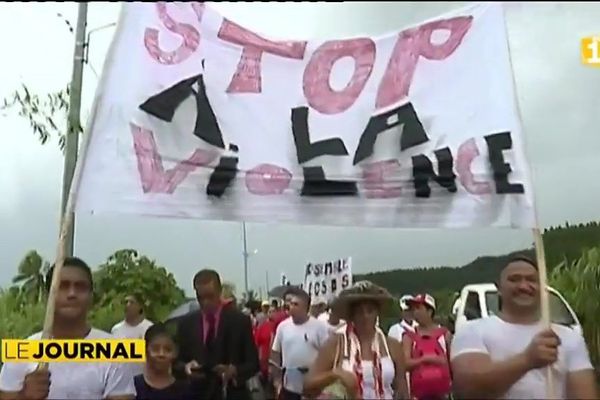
[241,222,259,294]
[242,222,249,294]
[61,2,88,257]
[265,270,269,295]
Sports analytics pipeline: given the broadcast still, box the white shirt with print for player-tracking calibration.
[272,316,330,394]
[450,316,593,399]
[0,328,136,399]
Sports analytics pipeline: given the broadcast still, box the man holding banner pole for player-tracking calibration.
[0,258,135,400]
[450,256,598,399]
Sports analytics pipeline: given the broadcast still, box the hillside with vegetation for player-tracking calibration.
[363,222,600,372]
[355,221,600,296]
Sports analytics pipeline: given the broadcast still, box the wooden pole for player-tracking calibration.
[501,3,555,397]
[38,3,88,370]
[533,227,555,397]
[60,2,88,257]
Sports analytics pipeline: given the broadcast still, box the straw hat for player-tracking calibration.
[334,281,394,320]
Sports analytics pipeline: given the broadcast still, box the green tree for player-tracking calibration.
[550,247,600,371]
[1,84,74,150]
[0,288,46,367]
[12,250,51,303]
[93,249,186,322]
[89,298,124,333]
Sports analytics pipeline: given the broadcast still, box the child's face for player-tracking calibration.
[147,335,177,371]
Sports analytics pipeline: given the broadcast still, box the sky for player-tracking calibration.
[0,2,599,297]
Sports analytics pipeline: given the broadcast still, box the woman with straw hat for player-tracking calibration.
[303,281,409,400]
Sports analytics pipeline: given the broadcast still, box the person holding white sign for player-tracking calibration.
[270,287,330,400]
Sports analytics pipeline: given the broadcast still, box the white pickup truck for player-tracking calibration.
[452,283,582,335]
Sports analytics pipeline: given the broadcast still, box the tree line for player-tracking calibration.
[1,249,187,340]
[355,221,600,295]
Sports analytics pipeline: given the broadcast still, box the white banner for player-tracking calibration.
[302,257,352,305]
[75,2,535,228]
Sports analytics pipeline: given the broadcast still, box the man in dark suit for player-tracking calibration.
[174,269,259,400]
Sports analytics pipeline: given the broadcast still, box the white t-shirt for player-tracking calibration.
[450,316,593,399]
[327,320,347,334]
[0,328,136,399]
[317,312,329,322]
[272,316,331,393]
[317,312,347,333]
[388,320,418,342]
[111,318,153,377]
[111,318,153,339]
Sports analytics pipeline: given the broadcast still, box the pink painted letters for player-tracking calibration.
[144,2,204,65]
[131,123,217,194]
[456,138,492,195]
[245,164,293,195]
[303,38,376,115]
[218,19,307,93]
[361,160,402,199]
[376,16,473,110]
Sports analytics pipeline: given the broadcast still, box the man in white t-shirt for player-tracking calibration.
[270,288,330,400]
[111,293,153,377]
[451,255,598,399]
[387,294,418,397]
[0,257,135,400]
[388,294,418,342]
[111,294,153,339]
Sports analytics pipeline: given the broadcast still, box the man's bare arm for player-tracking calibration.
[269,350,283,387]
[388,338,409,400]
[0,390,20,400]
[402,336,425,371]
[451,353,531,399]
[567,369,598,400]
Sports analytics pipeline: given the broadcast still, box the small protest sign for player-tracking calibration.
[302,257,352,304]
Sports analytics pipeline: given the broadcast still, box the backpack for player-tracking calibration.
[405,327,451,399]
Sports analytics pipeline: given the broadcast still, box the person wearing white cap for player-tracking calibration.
[387,295,418,398]
[387,294,418,342]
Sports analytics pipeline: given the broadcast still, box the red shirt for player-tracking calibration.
[201,299,231,343]
[272,310,288,331]
[254,320,274,376]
